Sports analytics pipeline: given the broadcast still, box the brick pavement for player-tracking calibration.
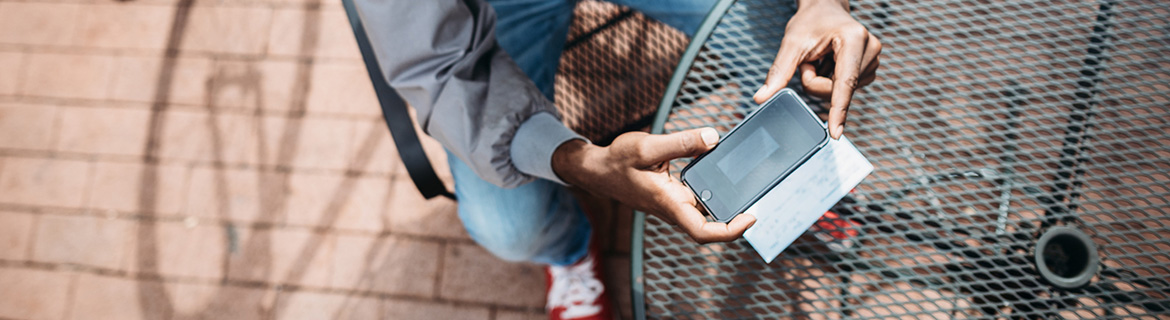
[0,0,635,318]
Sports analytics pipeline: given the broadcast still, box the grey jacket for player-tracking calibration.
[354,0,585,188]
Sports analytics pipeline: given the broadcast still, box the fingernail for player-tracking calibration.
[753,85,769,101]
[700,128,719,146]
[832,124,844,140]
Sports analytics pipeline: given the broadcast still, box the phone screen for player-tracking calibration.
[681,89,828,222]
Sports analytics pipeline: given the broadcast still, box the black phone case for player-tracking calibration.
[680,88,829,223]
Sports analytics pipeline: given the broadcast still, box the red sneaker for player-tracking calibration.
[545,249,613,320]
[812,210,860,252]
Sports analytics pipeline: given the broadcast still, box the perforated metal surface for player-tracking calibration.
[637,0,1170,318]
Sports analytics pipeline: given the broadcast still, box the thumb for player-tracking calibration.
[636,127,720,166]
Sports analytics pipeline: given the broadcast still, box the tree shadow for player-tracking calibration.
[134,0,340,318]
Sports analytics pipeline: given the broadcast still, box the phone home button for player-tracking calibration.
[699,190,712,201]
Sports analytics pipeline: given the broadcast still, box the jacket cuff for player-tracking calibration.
[511,112,587,186]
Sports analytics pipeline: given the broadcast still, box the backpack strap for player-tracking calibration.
[341,0,456,200]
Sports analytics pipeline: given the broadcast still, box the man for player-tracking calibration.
[354,0,880,318]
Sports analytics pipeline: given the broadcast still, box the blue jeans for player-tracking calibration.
[449,0,717,266]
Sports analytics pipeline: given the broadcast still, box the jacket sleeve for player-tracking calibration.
[354,0,586,188]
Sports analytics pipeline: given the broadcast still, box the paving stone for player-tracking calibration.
[266,8,310,58]
[0,103,59,151]
[256,60,302,111]
[261,0,323,7]
[495,310,547,320]
[330,234,440,297]
[204,111,266,165]
[88,161,144,213]
[382,300,491,320]
[108,55,214,105]
[275,291,380,320]
[160,109,289,166]
[23,53,117,100]
[151,222,226,280]
[162,280,219,316]
[227,228,332,288]
[186,166,280,223]
[205,59,265,110]
[355,119,401,175]
[285,172,390,232]
[0,2,80,46]
[0,211,34,260]
[107,55,163,103]
[87,162,189,215]
[438,243,546,308]
[0,3,658,318]
[74,3,173,50]
[285,172,343,228]
[170,282,270,320]
[204,59,301,112]
[0,267,72,320]
[267,8,359,60]
[181,5,273,55]
[158,110,214,163]
[0,157,90,208]
[57,106,151,156]
[333,176,392,232]
[0,51,20,96]
[292,117,356,170]
[258,115,302,166]
[306,62,378,116]
[314,9,362,60]
[69,274,149,320]
[387,177,466,239]
[33,214,131,270]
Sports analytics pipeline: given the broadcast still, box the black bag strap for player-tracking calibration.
[341,0,456,200]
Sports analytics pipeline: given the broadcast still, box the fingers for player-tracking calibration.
[803,57,878,99]
[803,36,879,99]
[828,29,868,139]
[636,127,719,167]
[800,63,833,98]
[754,41,805,104]
[860,34,882,73]
[858,56,880,87]
[672,203,757,243]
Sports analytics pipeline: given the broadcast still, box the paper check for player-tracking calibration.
[742,136,873,263]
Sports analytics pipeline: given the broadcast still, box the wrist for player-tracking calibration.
[551,139,596,186]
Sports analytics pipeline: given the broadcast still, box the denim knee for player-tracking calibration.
[447,151,592,265]
[456,200,543,262]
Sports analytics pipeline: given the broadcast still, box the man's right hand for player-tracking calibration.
[551,128,757,244]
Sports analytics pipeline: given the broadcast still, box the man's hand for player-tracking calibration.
[552,128,757,243]
[753,0,882,139]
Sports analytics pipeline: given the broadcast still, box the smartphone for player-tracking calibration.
[680,88,829,222]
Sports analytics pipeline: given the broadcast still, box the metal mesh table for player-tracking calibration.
[631,0,1170,318]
